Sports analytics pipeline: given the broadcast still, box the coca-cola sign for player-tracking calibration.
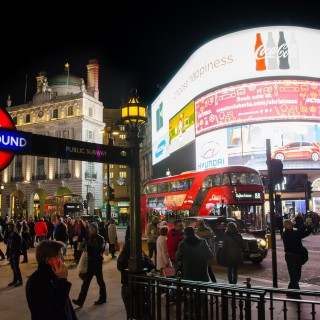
[254,31,298,71]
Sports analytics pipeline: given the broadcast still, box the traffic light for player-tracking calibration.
[271,159,284,186]
[305,181,313,199]
[83,200,88,209]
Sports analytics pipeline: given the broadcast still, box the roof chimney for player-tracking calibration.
[86,59,99,100]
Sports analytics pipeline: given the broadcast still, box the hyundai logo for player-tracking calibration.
[200,141,221,159]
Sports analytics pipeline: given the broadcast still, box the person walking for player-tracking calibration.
[72,222,107,307]
[108,218,118,259]
[282,218,313,299]
[25,240,78,320]
[6,221,23,287]
[54,217,68,244]
[222,222,245,284]
[196,218,217,282]
[27,216,36,248]
[146,216,160,263]
[156,226,171,276]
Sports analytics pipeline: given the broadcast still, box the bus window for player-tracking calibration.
[222,173,230,185]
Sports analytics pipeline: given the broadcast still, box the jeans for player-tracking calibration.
[227,265,239,284]
[9,257,22,283]
[77,263,107,303]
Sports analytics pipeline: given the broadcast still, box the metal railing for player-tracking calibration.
[128,273,320,320]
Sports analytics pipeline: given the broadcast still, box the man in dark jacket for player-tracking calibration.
[6,221,23,287]
[283,218,313,298]
[72,222,107,307]
[176,226,213,282]
[25,240,78,320]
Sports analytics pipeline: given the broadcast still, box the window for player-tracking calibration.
[67,105,74,116]
[58,130,69,139]
[88,107,93,117]
[25,114,31,123]
[87,130,94,140]
[12,116,17,125]
[60,158,69,174]
[37,157,45,176]
[52,109,58,119]
[15,155,23,179]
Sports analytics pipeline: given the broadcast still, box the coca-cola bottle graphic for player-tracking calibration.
[255,33,266,71]
[278,31,290,69]
[266,32,278,70]
[289,32,300,69]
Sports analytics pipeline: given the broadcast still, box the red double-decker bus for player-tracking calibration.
[141,165,266,237]
[45,194,84,218]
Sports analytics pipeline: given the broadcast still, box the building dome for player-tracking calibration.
[49,73,82,87]
[48,73,83,97]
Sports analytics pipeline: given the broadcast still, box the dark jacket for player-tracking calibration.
[54,223,68,243]
[223,231,245,267]
[283,225,312,254]
[86,233,105,267]
[175,235,213,282]
[26,264,77,320]
[6,230,22,259]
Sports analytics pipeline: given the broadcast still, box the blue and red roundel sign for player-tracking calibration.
[0,107,16,171]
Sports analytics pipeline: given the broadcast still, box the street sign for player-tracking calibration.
[0,128,133,166]
[0,108,17,171]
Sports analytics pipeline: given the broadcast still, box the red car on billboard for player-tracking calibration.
[271,141,320,161]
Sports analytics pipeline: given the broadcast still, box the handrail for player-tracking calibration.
[128,273,320,320]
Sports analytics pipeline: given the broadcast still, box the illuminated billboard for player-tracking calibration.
[151,26,320,172]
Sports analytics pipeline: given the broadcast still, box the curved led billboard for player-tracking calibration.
[151,26,320,172]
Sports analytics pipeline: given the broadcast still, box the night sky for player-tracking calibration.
[1,2,320,109]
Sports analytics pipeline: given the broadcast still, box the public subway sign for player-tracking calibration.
[30,134,133,165]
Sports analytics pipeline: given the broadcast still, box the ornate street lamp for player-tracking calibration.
[120,89,147,273]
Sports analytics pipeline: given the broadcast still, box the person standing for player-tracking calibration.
[108,218,118,259]
[176,226,213,319]
[167,219,185,273]
[34,217,48,243]
[196,219,217,282]
[222,222,245,284]
[146,216,160,263]
[6,221,23,287]
[176,226,213,281]
[72,222,107,307]
[282,218,313,298]
[25,240,78,320]
[156,226,171,276]
[27,216,36,248]
[21,221,31,263]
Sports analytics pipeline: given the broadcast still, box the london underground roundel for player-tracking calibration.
[0,107,16,171]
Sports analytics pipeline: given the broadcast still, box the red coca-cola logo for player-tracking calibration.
[0,108,16,171]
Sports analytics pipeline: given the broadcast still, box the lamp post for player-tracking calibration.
[120,89,147,273]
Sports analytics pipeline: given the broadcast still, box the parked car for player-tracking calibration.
[271,141,320,161]
[182,216,268,264]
